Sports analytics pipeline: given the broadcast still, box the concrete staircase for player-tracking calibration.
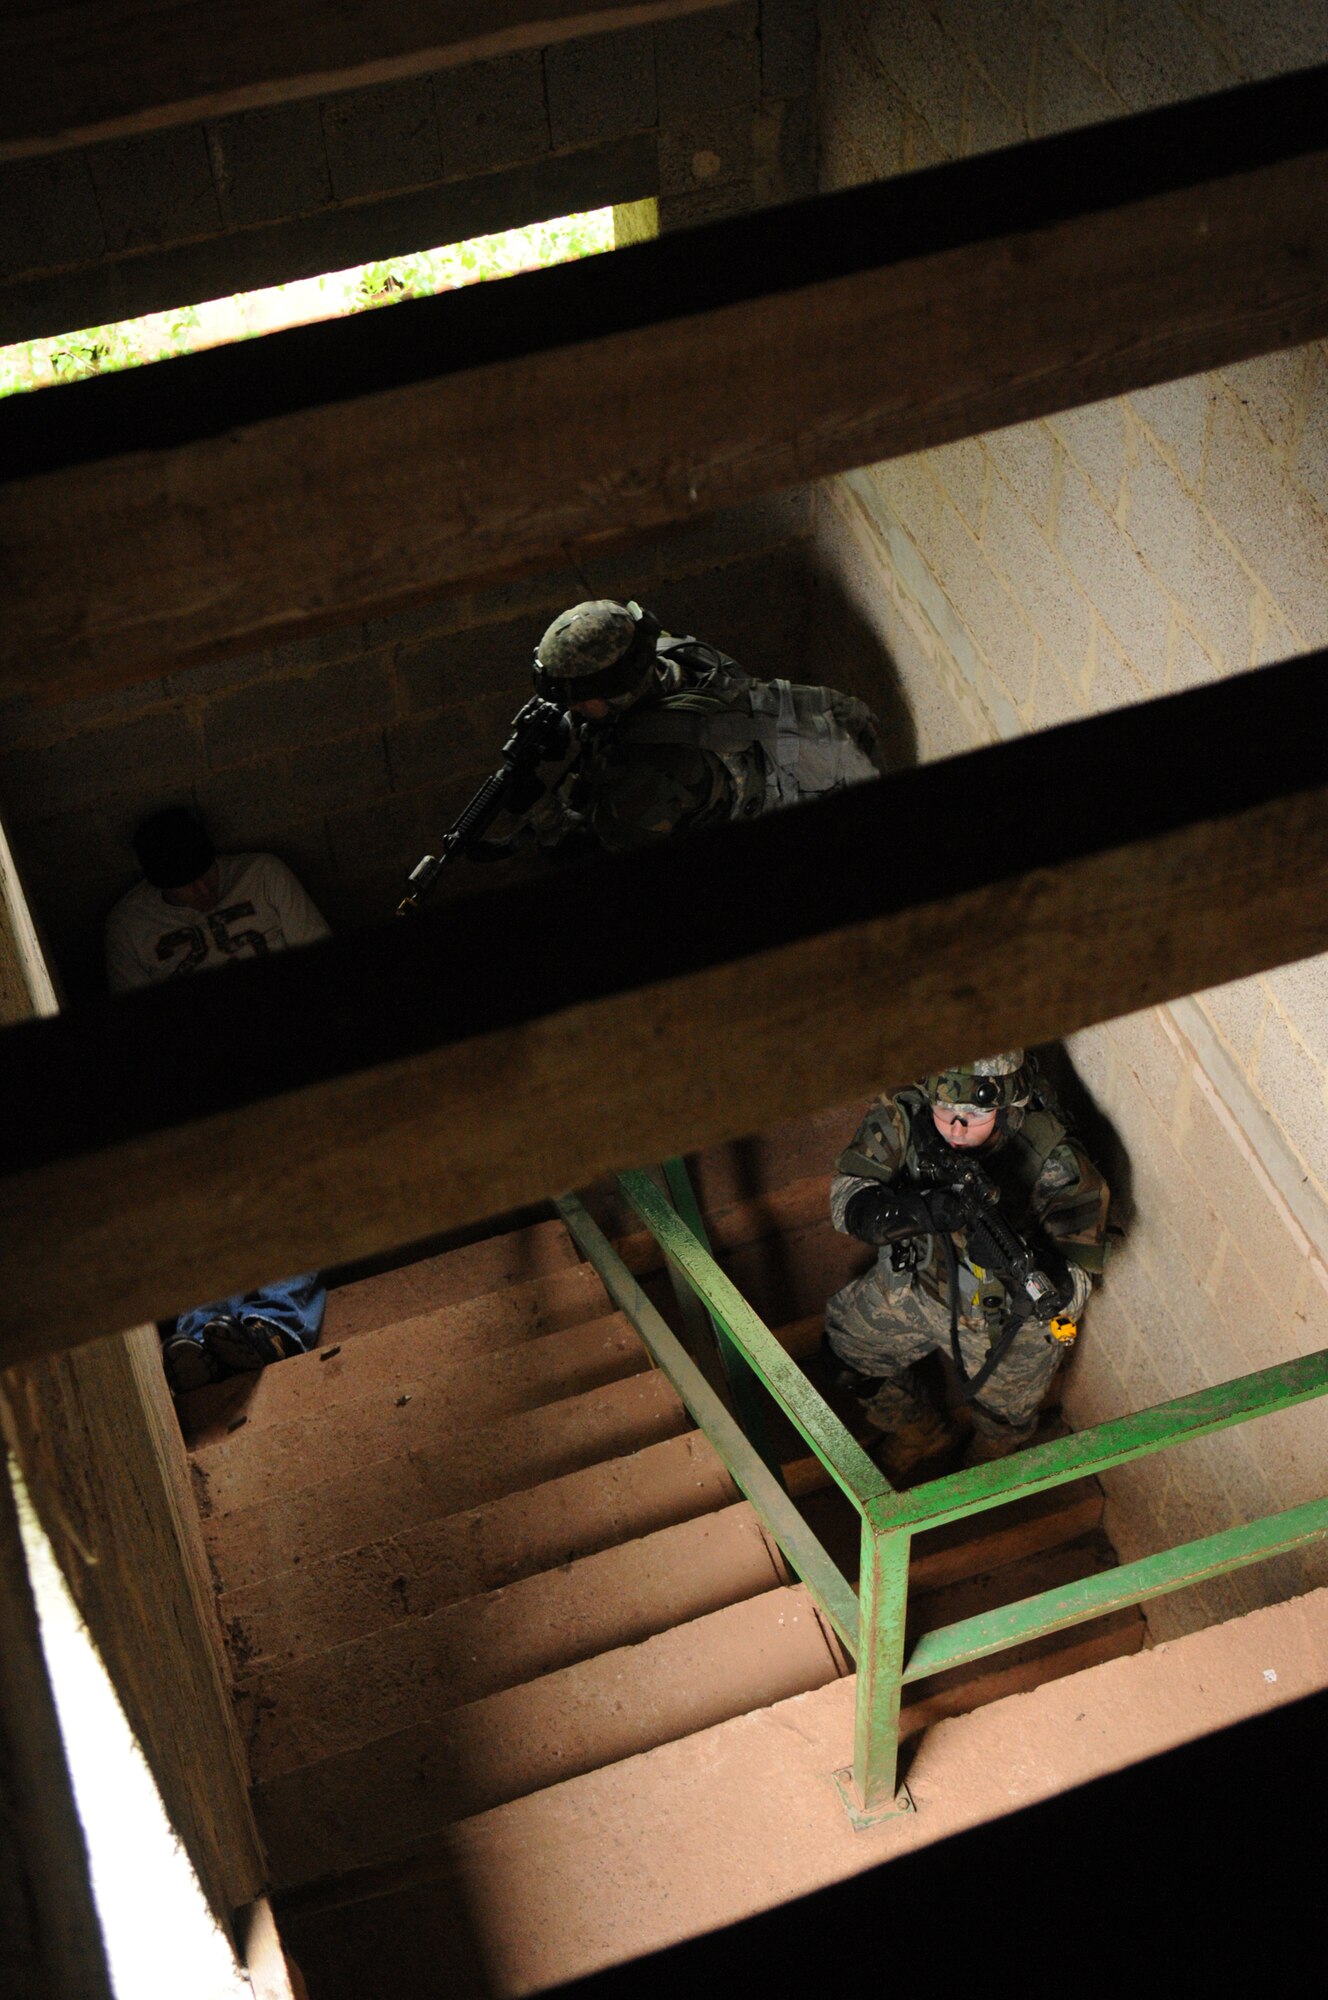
[181,1131,1144,1994]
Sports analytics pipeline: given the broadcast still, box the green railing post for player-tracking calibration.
[659,1157,789,1487]
[615,1168,886,1505]
[555,1192,862,1652]
[852,1516,912,1815]
[564,1174,1328,1832]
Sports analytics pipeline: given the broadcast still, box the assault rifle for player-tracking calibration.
[912,1125,1076,1399]
[914,1139,1068,1323]
[397,696,570,914]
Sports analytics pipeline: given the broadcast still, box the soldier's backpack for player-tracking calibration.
[619,636,885,817]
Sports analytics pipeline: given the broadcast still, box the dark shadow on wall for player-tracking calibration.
[1033,1038,1134,1248]
[804,543,919,776]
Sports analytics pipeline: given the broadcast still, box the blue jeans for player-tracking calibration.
[176,1272,325,1351]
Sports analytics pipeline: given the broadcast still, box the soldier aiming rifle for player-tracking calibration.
[398,596,886,908]
[824,1051,1111,1483]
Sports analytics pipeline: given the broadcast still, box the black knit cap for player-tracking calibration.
[132,807,216,890]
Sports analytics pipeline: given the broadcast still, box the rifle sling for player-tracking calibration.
[939,1218,1031,1406]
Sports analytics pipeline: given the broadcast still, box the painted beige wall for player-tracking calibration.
[815,0,1328,1635]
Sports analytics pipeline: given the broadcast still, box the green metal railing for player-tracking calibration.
[556,1163,1328,1820]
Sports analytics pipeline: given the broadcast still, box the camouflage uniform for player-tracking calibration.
[535,635,884,854]
[826,1085,1110,1451]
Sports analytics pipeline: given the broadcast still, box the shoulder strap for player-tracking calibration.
[990,1108,1069,1221]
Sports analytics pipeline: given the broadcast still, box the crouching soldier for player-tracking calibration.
[400,598,888,907]
[516,597,884,855]
[825,1051,1110,1484]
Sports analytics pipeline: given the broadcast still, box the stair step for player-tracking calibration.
[324,1216,588,1339]
[191,1312,648,1514]
[279,1868,490,2000]
[220,1430,737,1667]
[908,1478,1105,1592]
[613,1174,828,1275]
[199,1312,819,1601]
[900,1605,1146,1737]
[795,1475,1105,1596]
[178,1260,611,1441]
[200,1370,690,1595]
[253,1584,844,1890]
[269,1596,1146,1930]
[274,1583,1145,1988]
[237,1504,788,1784]
[896,1532,1147,1734]
[908,1533,1115,1632]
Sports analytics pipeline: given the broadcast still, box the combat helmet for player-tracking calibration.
[920,1050,1032,1115]
[532,599,661,708]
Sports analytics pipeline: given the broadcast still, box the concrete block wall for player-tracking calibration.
[0,492,819,1000]
[0,4,817,343]
[815,0,1328,1635]
[1054,1008,1328,1636]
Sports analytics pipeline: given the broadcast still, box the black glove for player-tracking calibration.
[917,1185,969,1233]
[852,1176,956,1240]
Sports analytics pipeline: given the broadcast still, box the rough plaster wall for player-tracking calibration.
[815,0,1328,1636]
[0,493,818,999]
[0,2,817,341]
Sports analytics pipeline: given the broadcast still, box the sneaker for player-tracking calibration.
[161,1332,221,1395]
[203,1315,303,1374]
[244,1315,306,1358]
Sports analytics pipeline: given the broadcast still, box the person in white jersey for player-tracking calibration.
[105,806,331,1393]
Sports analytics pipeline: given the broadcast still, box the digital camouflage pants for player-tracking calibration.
[824,1253,1064,1445]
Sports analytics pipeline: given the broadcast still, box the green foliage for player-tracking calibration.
[0,208,616,398]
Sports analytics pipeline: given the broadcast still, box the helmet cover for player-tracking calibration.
[921,1050,1030,1114]
[533,600,658,704]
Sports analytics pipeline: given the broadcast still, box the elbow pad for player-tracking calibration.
[843,1184,931,1246]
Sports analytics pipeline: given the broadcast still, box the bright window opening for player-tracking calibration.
[10,1456,251,1999]
[0,205,618,399]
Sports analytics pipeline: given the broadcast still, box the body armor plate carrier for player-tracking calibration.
[619,638,885,817]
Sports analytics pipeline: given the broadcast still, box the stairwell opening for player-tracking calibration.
[5,6,1328,1993]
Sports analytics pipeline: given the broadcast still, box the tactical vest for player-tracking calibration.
[618,637,884,818]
